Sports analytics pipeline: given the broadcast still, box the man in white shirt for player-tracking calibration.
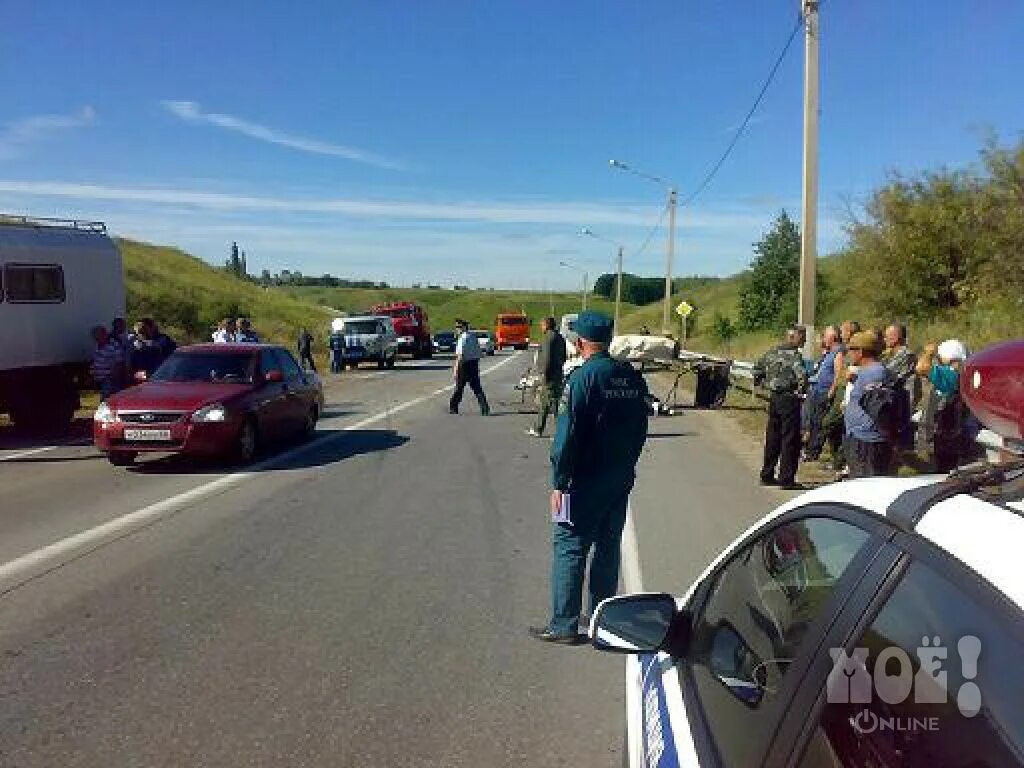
[449,319,490,415]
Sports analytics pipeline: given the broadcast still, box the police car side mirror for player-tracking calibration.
[590,593,681,654]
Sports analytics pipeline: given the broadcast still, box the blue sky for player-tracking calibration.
[1,0,1021,289]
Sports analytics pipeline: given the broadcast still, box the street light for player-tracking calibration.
[579,228,625,335]
[609,159,678,335]
[558,259,589,311]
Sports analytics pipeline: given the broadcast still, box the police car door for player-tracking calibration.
[642,506,889,768]
[777,512,1024,768]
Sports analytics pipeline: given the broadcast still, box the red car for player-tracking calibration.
[94,344,324,467]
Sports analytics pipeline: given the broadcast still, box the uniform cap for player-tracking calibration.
[575,311,614,343]
[848,330,881,354]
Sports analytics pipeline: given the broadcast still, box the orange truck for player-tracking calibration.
[495,313,530,350]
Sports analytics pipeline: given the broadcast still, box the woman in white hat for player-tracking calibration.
[916,338,970,471]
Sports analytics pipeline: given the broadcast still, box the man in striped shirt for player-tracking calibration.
[90,325,125,400]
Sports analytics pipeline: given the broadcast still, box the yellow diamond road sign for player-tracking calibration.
[675,300,694,318]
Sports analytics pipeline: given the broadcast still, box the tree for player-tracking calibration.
[710,312,738,344]
[738,211,802,331]
[227,242,241,276]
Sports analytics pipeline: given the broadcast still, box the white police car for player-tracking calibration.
[592,340,1024,768]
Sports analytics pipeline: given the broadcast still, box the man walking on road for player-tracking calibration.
[530,311,648,644]
[527,316,567,437]
[449,319,490,415]
[754,328,809,490]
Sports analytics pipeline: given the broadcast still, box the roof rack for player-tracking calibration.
[0,214,107,233]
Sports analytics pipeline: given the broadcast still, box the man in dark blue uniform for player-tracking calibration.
[530,311,649,644]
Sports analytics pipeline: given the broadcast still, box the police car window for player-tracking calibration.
[796,559,1024,768]
[4,264,65,302]
[688,516,870,768]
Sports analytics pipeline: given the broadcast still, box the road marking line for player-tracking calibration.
[621,500,644,593]
[0,445,60,462]
[0,351,523,595]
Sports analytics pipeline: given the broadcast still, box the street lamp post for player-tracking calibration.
[609,159,678,334]
[558,260,589,311]
[580,228,624,334]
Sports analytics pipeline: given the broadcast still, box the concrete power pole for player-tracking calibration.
[798,0,820,342]
[662,188,678,334]
[582,271,589,311]
[614,245,624,335]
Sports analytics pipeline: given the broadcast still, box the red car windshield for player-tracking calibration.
[151,352,255,384]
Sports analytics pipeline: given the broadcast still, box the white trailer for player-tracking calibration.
[0,215,125,431]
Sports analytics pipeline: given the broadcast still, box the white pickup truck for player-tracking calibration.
[0,216,125,432]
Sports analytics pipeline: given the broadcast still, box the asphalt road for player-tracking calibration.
[0,352,788,767]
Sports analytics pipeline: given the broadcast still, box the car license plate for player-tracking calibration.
[123,428,172,441]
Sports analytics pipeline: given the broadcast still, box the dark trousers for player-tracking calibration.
[805,390,832,459]
[449,359,489,414]
[762,392,802,484]
[549,485,630,636]
[534,381,562,434]
[847,438,892,478]
[300,350,317,372]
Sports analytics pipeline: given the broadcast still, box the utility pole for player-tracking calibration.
[582,270,589,311]
[614,246,624,334]
[662,187,677,334]
[798,0,820,345]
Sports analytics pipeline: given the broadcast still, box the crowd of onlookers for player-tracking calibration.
[90,315,267,400]
[802,320,974,480]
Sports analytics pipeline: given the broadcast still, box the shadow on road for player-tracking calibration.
[125,428,409,476]
[390,363,451,372]
[0,417,93,451]
[645,432,695,439]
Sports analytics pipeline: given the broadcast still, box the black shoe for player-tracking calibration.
[760,476,778,486]
[528,626,585,645]
[779,481,806,491]
[448,408,458,415]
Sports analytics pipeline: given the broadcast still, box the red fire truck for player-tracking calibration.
[370,302,433,358]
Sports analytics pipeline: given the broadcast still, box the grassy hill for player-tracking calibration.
[282,285,625,334]
[120,239,336,345]
[119,239,629,346]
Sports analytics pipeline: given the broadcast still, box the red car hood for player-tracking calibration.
[109,381,252,412]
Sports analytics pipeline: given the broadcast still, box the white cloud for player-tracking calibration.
[0,179,776,230]
[0,107,96,159]
[161,100,404,171]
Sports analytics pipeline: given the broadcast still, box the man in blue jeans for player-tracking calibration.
[529,311,649,644]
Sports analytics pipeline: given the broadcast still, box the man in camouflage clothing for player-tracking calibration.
[882,323,918,449]
[753,328,809,489]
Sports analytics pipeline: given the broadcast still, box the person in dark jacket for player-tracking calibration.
[529,311,648,644]
[297,328,317,372]
[526,317,567,437]
[753,329,809,489]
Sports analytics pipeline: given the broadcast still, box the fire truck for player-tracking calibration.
[369,302,432,358]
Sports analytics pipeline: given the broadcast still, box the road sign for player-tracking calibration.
[675,300,694,318]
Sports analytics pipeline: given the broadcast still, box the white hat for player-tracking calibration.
[937,339,968,363]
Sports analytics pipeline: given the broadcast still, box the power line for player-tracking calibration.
[682,11,805,207]
[631,201,669,260]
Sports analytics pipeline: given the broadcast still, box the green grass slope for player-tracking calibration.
[120,239,335,345]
